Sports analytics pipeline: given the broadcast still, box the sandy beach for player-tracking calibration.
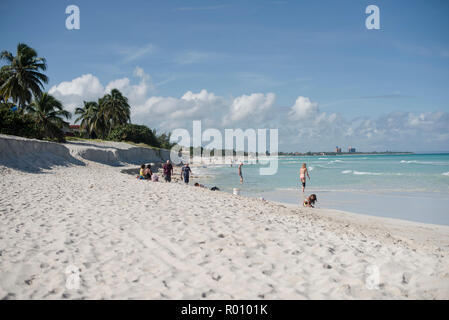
[0,135,448,299]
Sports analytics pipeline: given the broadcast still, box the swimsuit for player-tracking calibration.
[300,173,306,187]
[300,170,306,187]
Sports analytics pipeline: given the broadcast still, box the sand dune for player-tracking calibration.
[0,135,448,299]
[0,134,171,172]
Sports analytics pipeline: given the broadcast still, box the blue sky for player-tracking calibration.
[1,0,449,151]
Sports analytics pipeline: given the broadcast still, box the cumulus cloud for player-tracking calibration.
[134,89,228,130]
[224,93,276,125]
[49,67,155,114]
[49,74,105,112]
[288,96,319,120]
[105,67,155,103]
[49,70,449,152]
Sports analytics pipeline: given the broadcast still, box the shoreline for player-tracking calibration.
[130,161,449,228]
[192,160,449,227]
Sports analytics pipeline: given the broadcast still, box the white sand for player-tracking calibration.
[0,135,448,299]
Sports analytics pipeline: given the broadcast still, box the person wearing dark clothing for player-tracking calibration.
[163,160,174,182]
[181,164,192,184]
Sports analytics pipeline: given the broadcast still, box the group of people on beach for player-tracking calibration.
[236,161,317,208]
[138,160,192,184]
[138,158,317,208]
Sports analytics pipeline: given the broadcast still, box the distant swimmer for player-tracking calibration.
[238,162,244,183]
[300,163,311,192]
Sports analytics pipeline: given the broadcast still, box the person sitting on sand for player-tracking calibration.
[300,163,311,192]
[181,163,192,184]
[138,164,146,180]
[144,164,153,180]
[151,173,159,182]
[303,194,317,208]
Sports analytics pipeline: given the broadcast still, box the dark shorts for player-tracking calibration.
[164,174,171,182]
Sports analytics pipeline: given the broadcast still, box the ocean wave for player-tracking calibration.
[353,171,383,175]
[328,160,344,164]
[341,170,403,176]
[443,172,449,176]
[400,160,448,165]
[271,187,442,194]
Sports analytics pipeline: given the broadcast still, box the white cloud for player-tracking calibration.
[49,74,104,97]
[224,93,276,125]
[105,67,155,104]
[133,89,228,130]
[288,96,319,120]
[50,70,449,152]
[49,74,105,112]
[50,67,155,114]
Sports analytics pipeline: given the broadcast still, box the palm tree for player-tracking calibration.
[0,43,48,109]
[27,93,71,141]
[74,101,106,138]
[100,89,131,134]
[0,73,5,103]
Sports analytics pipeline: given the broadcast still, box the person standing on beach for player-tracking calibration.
[163,160,173,182]
[238,162,244,183]
[181,163,192,184]
[300,163,311,192]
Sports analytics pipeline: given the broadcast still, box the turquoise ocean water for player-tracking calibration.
[196,154,449,225]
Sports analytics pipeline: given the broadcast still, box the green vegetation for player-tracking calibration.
[75,89,131,139]
[0,105,44,139]
[1,43,48,109]
[0,43,69,141]
[1,42,175,149]
[107,123,159,147]
[26,93,71,142]
[107,124,176,149]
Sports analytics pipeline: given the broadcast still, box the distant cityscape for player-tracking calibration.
[278,148,414,156]
[335,146,356,153]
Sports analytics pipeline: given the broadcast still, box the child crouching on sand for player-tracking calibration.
[137,164,153,180]
[303,194,317,208]
[138,164,146,180]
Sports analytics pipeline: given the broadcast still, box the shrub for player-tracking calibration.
[107,123,160,147]
[156,132,176,150]
[0,106,44,139]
